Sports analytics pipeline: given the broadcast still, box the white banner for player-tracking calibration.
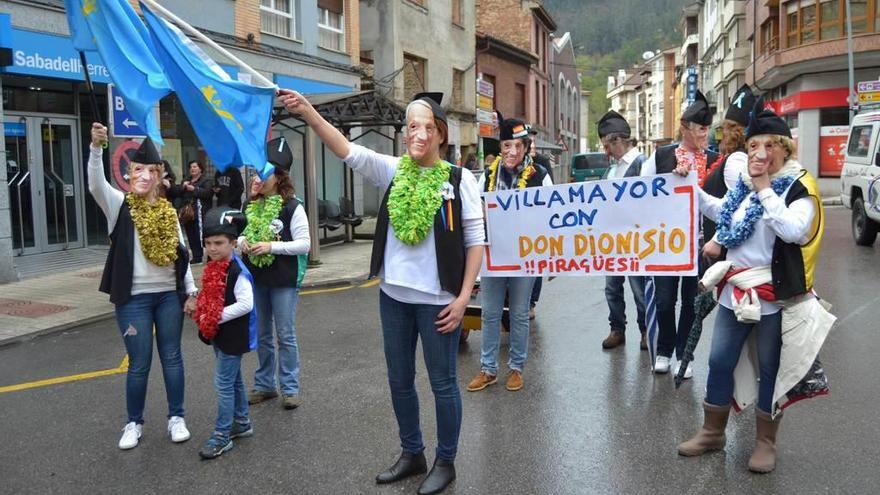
[481,173,700,277]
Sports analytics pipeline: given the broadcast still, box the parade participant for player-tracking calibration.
[677,103,831,474]
[467,118,553,394]
[641,91,719,377]
[701,85,756,245]
[527,126,552,319]
[213,166,245,210]
[240,138,311,411]
[280,89,483,495]
[87,123,197,450]
[596,110,648,350]
[179,160,214,263]
[191,208,257,459]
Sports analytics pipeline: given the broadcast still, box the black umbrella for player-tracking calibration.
[675,290,717,388]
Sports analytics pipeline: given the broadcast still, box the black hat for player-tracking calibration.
[203,207,247,238]
[131,137,162,164]
[266,137,293,172]
[745,98,792,140]
[412,92,447,125]
[724,85,757,126]
[681,90,713,126]
[499,118,530,141]
[597,110,631,139]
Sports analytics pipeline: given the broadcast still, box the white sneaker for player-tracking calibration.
[167,416,191,443]
[674,360,694,379]
[654,356,672,374]
[118,422,142,450]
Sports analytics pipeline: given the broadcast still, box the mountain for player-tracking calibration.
[543,0,688,148]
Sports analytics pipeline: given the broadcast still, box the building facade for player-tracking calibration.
[746,0,880,178]
[0,0,361,282]
[699,0,750,127]
[550,32,581,173]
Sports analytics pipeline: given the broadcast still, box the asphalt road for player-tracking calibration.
[1,206,878,495]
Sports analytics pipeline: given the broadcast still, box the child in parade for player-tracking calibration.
[189,208,257,459]
[240,138,311,410]
[280,89,484,495]
[87,123,197,450]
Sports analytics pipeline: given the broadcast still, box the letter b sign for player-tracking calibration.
[114,96,125,112]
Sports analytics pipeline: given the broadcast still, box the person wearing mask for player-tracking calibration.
[213,166,245,210]
[596,110,648,350]
[280,89,483,495]
[180,160,214,263]
[467,119,553,394]
[641,91,720,377]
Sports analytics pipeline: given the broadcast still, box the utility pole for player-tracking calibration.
[845,0,856,121]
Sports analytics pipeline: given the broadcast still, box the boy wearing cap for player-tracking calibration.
[191,207,257,459]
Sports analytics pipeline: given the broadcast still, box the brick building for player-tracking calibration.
[0,0,361,281]
[747,0,880,178]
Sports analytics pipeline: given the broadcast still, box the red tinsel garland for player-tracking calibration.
[701,153,728,187]
[194,259,231,341]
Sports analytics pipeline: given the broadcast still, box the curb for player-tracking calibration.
[0,273,371,349]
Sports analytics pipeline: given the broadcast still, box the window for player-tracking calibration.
[850,0,868,33]
[848,126,873,157]
[761,17,780,54]
[786,2,799,47]
[451,0,463,26]
[403,53,426,101]
[534,80,540,123]
[802,2,817,43]
[261,0,294,38]
[514,83,526,118]
[452,69,464,108]
[820,0,841,39]
[876,0,880,31]
[318,1,345,52]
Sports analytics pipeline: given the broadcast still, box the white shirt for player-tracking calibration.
[699,183,816,314]
[344,144,485,305]
[87,147,197,296]
[607,147,643,179]
[219,271,254,323]
[722,151,748,190]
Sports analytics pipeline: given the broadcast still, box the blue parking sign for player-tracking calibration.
[108,84,147,138]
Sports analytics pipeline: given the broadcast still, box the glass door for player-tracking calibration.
[4,115,84,254]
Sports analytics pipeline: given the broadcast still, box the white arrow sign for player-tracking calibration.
[123,118,138,129]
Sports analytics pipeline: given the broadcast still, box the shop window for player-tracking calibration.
[848,126,873,157]
[403,53,426,101]
[318,1,345,52]
[261,0,294,39]
[820,107,850,126]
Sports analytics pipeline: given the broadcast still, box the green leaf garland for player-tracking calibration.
[387,155,450,246]
[243,195,285,267]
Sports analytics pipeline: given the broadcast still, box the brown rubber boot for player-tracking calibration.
[749,410,782,473]
[678,401,731,456]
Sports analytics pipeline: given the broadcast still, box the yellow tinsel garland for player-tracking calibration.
[486,156,536,191]
[127,194,179,267]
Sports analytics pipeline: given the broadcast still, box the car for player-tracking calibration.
[840,109,880,246]
[570,152,610,182]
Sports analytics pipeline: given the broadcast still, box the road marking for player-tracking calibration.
[0,280,379,394]
[0,354,128,395]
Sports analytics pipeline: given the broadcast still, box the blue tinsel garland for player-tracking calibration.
[716,175,796,249]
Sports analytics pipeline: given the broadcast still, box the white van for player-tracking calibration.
[840,109,880,245]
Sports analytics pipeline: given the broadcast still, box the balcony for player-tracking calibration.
[752,33,880,88]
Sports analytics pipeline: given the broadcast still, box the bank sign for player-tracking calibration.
[0,27,111,84]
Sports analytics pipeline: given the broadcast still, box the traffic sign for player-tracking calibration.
[857,80,880,93]
[476,108,496,125]
[108,84,147,139]
[478,94,494,111]
[477,79,494,98]
[859,91,880,104]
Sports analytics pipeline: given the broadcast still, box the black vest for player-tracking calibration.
[99,201,189,306]
[243,200,301,287]
[198,260,254,355]
[654,143,720,175]
[371,166,466,296]
[483,162,548,192]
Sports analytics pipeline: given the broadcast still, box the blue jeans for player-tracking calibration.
[114,291,185,424]
[706,307,782,413]
[253,285,301,396]
[213,345,250,437]
[480,276,535,374]
[604,275,646,333]
[379,291,462,461]
[530,277,542,307]
[653,275,698,359]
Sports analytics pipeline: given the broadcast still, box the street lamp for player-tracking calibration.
[846,0,856,121]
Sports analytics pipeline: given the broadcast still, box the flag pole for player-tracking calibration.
[139,0,275,88]
[79,51,108,148]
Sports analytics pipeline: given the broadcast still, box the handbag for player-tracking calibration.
[179,202,195,225]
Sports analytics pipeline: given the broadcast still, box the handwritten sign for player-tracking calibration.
[481,173,699,277]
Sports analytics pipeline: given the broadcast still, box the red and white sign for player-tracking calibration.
[769,88,849,116]
[819,125,849,177]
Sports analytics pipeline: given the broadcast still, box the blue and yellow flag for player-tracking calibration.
[63,0,170,143]
[140,2,276,177]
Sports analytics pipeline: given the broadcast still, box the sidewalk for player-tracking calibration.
[0,241,373,347]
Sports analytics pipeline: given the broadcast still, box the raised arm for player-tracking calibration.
[86,123,124,230]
